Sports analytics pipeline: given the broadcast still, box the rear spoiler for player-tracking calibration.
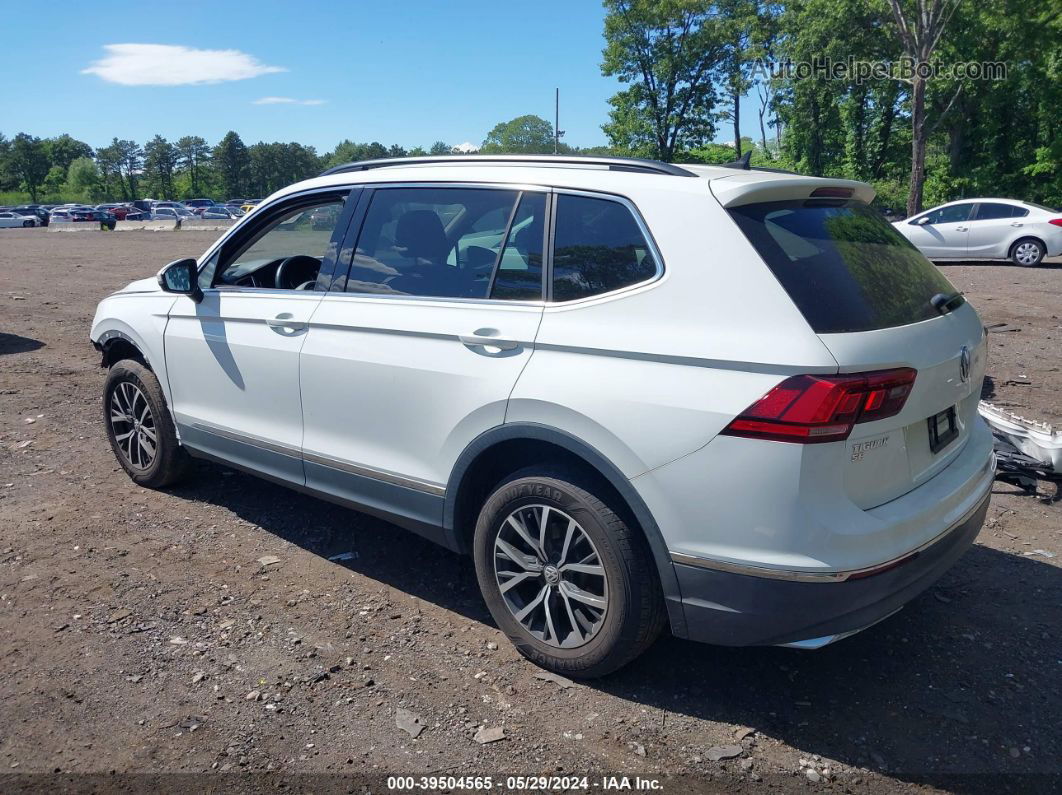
[710,173,876,208]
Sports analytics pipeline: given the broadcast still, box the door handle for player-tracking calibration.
[459,329,519,351]
[955,226,968,232]
[1011,222,1023,227]
[266,313,308,332]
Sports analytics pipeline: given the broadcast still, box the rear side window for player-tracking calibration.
[973,202,1028,220]
[729,200,956,334]
[552,194,658,301]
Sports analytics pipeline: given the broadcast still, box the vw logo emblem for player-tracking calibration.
[959,346,971,383]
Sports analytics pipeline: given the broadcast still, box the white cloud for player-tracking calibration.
[253,96,326,106]
[452,142,479,153]
[81,44,286,86]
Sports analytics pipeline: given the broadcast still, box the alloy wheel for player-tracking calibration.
[109,381,157,470]
[493,505,609,649]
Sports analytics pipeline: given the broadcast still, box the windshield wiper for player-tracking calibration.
[930,291,966,315]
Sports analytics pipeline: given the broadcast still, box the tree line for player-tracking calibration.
[2,0,1057,213]
[598,0,1060,213]
[0,132,451,204]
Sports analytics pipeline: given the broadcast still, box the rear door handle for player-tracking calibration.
[1011,221,1023,227]
[266,313,308,332]
[459,329,519,351]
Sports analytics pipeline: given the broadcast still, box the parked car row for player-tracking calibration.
[0,198,255,229]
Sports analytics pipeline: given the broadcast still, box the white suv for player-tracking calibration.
[91,155,994,677]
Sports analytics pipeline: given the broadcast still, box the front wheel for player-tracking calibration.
[103,359,189,488]
[473,470,665,678]
[22,220,33,228]
[1010,238,1045,267]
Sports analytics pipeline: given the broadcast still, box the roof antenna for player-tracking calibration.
[721,150,752,170]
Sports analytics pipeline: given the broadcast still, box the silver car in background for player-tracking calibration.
[894,198,1062,266]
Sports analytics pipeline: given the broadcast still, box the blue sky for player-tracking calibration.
[2,1,760,153]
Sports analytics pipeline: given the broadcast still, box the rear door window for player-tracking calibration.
[728,199,956,333]
[973,202,1028,220]
[551,194,658,301]
[345,187,521,299]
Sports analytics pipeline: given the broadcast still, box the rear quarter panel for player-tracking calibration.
[507,184,839,477]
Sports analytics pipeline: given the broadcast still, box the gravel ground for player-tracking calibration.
[0,229,1059,793]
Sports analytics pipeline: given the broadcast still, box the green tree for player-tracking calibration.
[42,165,66,198]
[600,0,728,160]
[885,0,963,214]
[480,115,563,154]
[8,133,49,202]
[213,131,250,198]
[429,141,451,155]
[175,136,211,197]
[43,134,94,173]
[143,135,177,199]
[65,156,103,203]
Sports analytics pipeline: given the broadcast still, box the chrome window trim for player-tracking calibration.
[546,187,666,306]
[195,180,666,307]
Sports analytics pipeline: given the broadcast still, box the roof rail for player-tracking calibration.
[318,154,698,178]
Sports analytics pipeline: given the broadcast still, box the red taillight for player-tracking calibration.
[721,368,917,444]
[1049,219,1062,227]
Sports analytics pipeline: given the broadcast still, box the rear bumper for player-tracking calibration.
[674,486,990,646]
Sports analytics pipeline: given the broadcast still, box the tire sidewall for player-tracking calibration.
[103,363,167,486]
[473,475,636,672]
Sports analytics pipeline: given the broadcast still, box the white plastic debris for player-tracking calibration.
[979,401,1062,470]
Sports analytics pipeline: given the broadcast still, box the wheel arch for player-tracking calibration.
[1009,235,1046,260]
[443,422,688,637]
[96,329,153,370]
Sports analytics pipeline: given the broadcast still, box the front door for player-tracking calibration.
[164,189,354,483]
[299,186,548,530]
[904,202,974,258]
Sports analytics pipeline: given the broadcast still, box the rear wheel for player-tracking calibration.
[103,360,189,488]
[473,469,665,678]
[1010,238,1045,267]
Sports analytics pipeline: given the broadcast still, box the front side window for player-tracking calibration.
[345,187,532,299]
[551,194,658,302]
[920,203,974,225]
[214,194,347,290]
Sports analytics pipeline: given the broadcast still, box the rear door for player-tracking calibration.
[966,202,1028,259]
[726,196,986,508]
[903,203,975,258]
[298,185,548,526]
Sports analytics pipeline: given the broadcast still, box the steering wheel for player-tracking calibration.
[274,255,321,290]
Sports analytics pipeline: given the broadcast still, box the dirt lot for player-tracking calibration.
[0,229,1059,792]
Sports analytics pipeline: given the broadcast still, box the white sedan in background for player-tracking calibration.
[894,198,1062,266]
[0,211,38,228]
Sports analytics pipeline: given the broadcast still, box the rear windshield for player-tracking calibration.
[728,199,955,333]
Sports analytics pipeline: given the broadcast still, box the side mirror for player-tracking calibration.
[158,258,203,302]
[912,216,930,226]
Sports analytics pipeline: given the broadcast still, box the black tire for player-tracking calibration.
[1010,237,1045,267]
[103,359,189,488]
[22,220,32,228]
[473,468,665,678]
